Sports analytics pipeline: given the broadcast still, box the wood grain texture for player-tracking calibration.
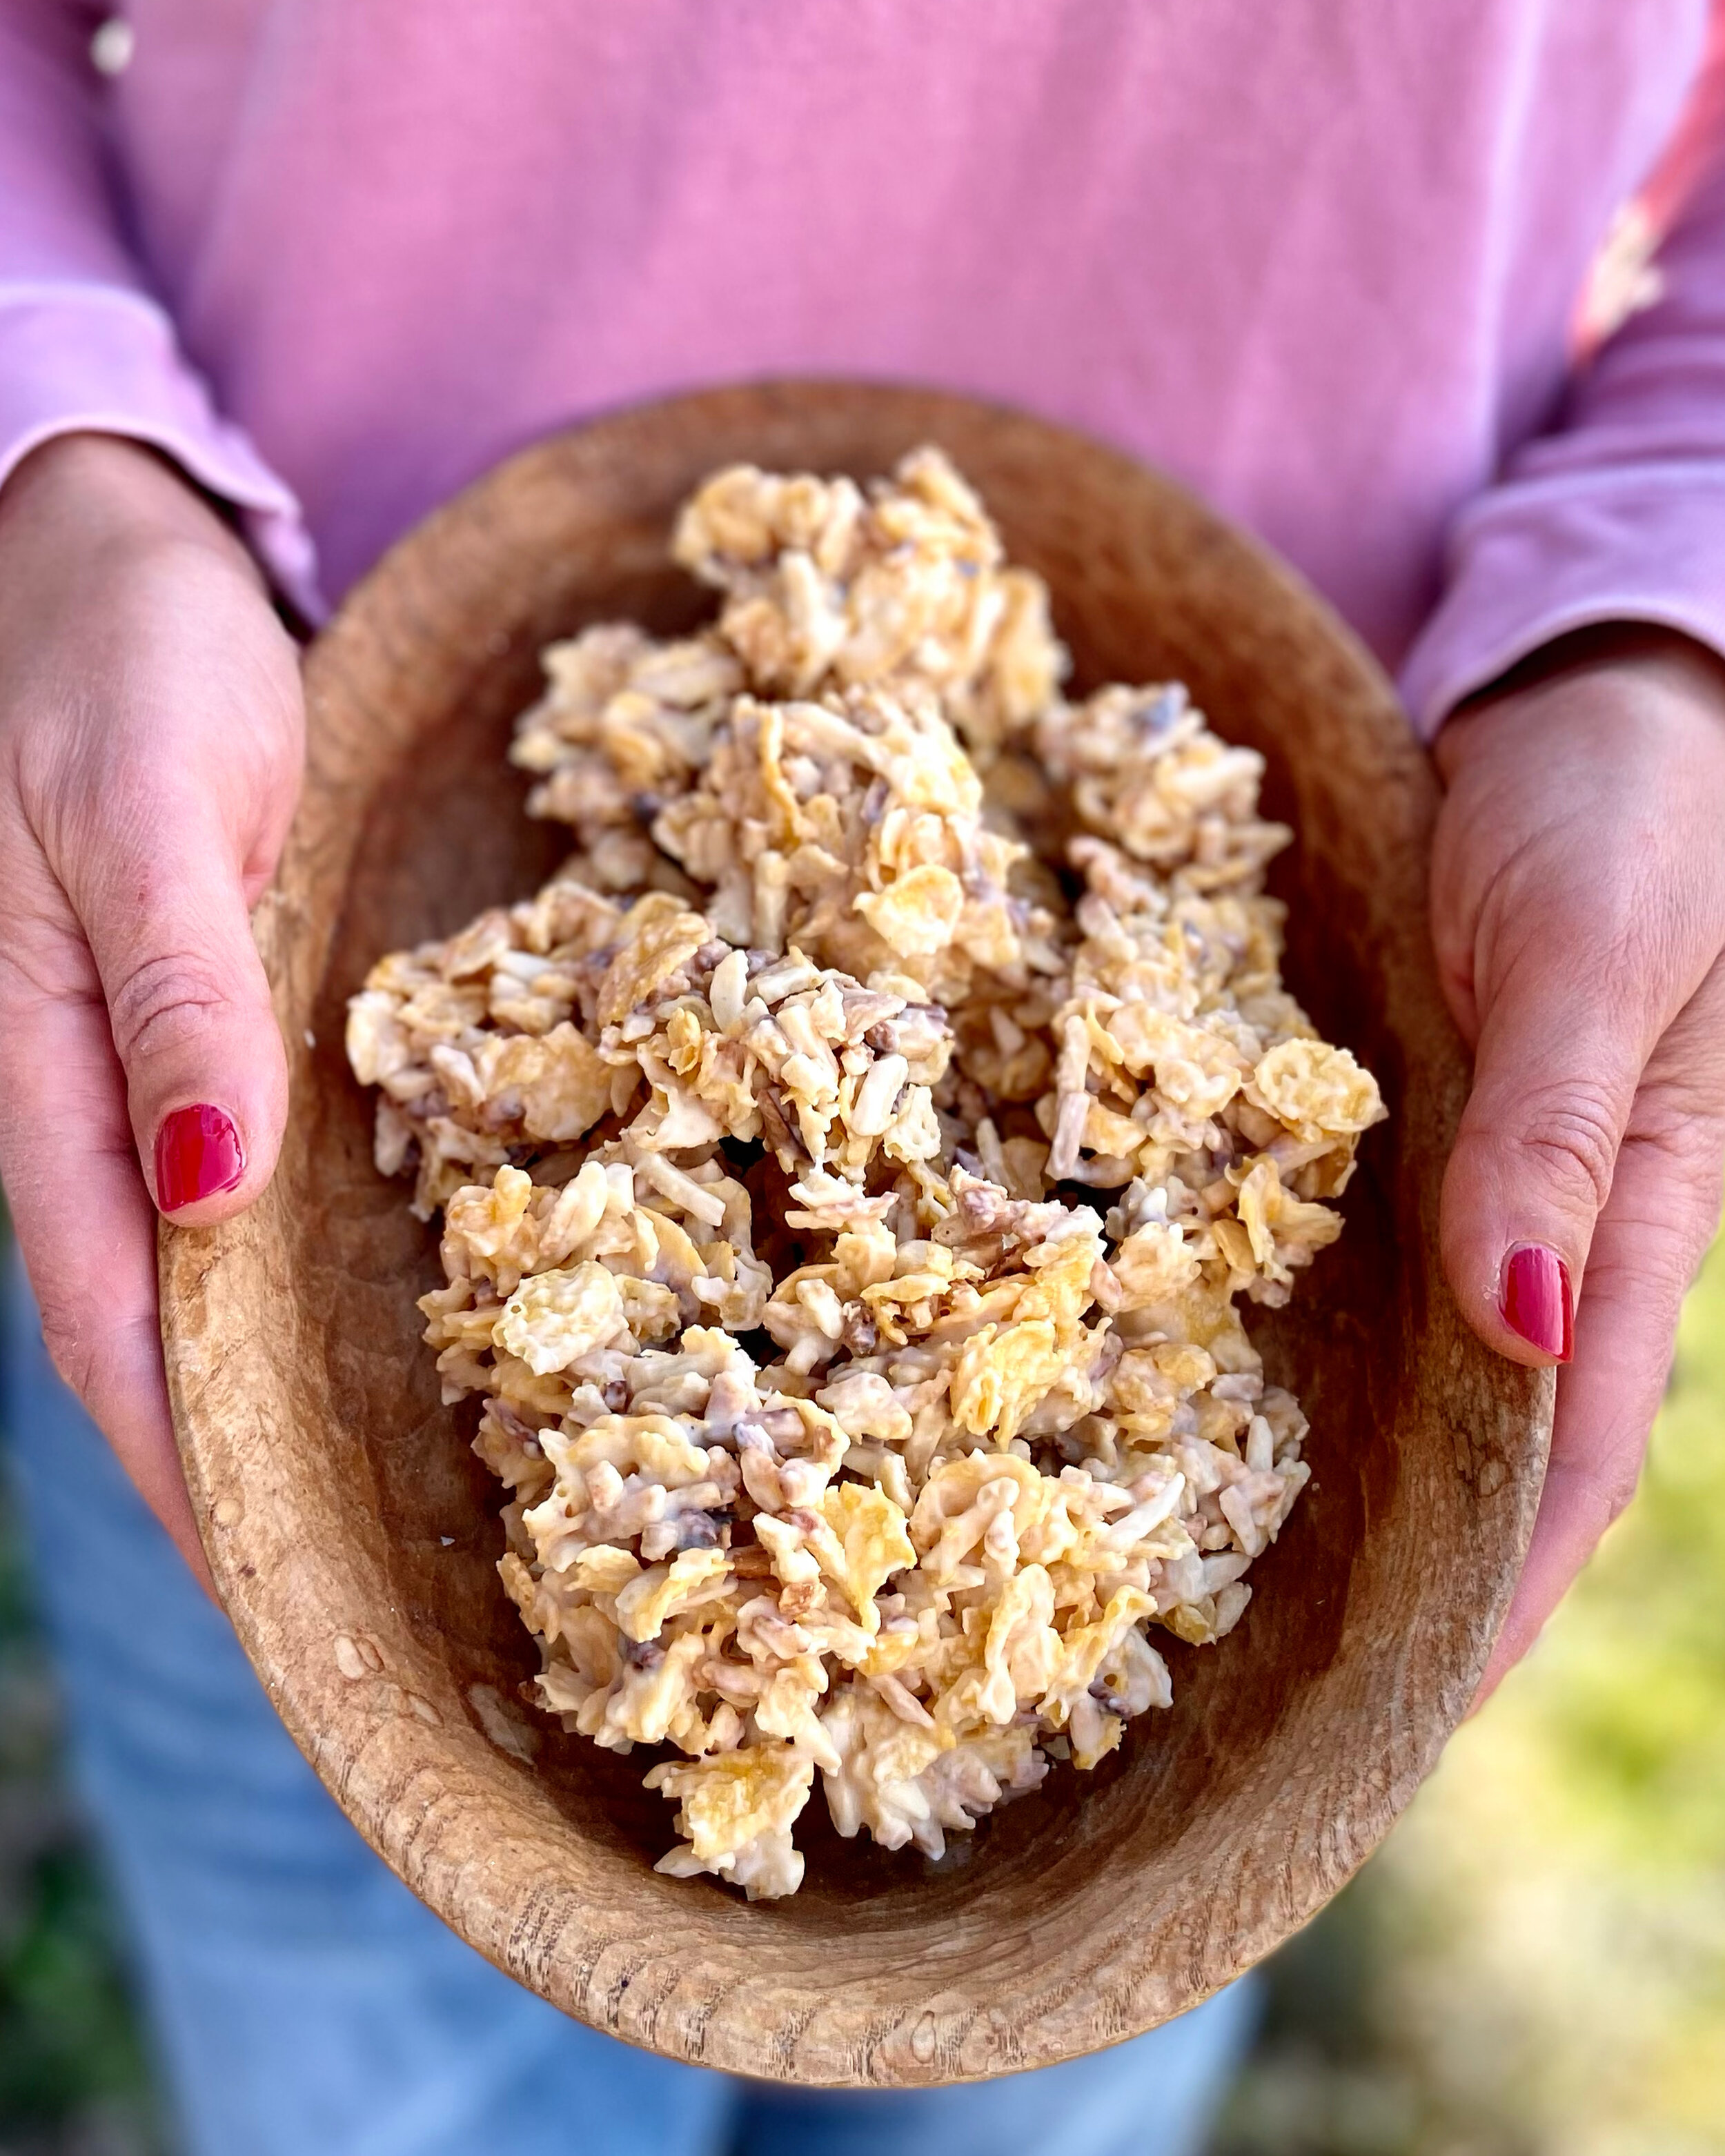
[159,382,1551,2085]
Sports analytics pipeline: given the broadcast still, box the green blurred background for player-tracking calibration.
[0,1236,1720,2155]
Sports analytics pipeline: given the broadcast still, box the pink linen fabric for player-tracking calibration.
[2,0,1724,731]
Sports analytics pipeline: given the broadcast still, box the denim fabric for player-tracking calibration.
[0,1247,1255,2156]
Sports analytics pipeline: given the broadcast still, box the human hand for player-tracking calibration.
[0,434,304,1583]
[1432,626,1725,1700]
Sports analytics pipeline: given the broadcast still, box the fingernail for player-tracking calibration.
[154,1105,245,1212]
[1500,1242,1573,1362]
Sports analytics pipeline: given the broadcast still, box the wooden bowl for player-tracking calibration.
[160,383,1550,2084]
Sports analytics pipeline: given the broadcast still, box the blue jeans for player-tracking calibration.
[0,1248,1254,2156]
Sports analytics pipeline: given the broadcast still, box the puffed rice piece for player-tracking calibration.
[346,869,634,1216]
[653,686,1062,1007]
[1031,834,1384,1299]
[673,446,1068,762]
[1035,682,1292,893]
[509,624,743,888]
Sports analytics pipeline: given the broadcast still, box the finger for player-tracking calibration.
[1475,973,1725,1701]
[63,777,289,1229]
[0,887,216,1590]
[1440,891,1666,1369]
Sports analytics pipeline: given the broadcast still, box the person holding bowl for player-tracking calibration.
[1,6,1722,2153]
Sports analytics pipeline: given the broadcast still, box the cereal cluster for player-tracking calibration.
[347,450,1385,1898]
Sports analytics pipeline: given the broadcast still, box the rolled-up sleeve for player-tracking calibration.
[1402,112,1725,735]
[0,0,322,617]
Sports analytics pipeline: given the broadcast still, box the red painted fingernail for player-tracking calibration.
[154,1105,245,1211]
[1500,1243,1573,1362]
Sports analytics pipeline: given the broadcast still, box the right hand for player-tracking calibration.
[0,433,305,1582]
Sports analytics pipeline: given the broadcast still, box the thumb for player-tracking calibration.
[78,798,288,1225]
[1440,948,1649,1368]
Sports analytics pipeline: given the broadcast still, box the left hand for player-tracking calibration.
[1431,626,1725,1701]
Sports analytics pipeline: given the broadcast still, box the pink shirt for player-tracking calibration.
[3,1,1724,733]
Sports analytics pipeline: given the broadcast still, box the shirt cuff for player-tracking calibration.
[0,284,326,624]
[1399,459,1725,737]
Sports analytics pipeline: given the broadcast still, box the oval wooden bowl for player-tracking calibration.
[160,382,1550,2085]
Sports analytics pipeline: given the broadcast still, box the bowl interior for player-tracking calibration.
[161,382,1548,2083]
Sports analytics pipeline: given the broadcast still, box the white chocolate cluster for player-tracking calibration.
[348,449,1385,1898]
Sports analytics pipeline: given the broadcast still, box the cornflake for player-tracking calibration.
[348,446,1386,1898]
